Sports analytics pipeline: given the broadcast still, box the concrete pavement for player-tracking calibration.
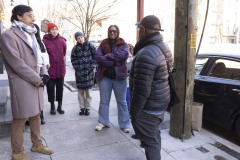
[0,54,240,160]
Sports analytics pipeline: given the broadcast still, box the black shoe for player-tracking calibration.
[50,109,56,115]
[41,119,45,125]
[131,134,139,139]
[57,107,65,114]
[85,109,90,116]
[40,110,45,125]
[25,121,29,126]
[50,104,56,115]
[79,108,85,116]
[57,102,65,114]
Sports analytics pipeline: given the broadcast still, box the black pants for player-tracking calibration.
[131,111,163,160]
[47,78,64,103]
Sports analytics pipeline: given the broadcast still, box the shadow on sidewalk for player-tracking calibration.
[64,81,99,92]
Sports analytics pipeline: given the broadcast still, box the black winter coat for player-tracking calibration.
[71,41,96,89]
[129,33,173,118]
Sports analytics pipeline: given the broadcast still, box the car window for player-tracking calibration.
[209,59,240,80]
[90,41,101,49]
[195,58,208,75]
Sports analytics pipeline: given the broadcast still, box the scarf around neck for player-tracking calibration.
[12,20,43,71]
[12,20,37,34]
[133,32,160,56]
[100,38,125,55]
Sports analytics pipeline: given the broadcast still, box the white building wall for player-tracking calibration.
[2,0,239,47]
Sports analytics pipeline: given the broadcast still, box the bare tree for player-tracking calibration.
[61,0,118,39]
[214,1,223,43]
[36,0,64,31]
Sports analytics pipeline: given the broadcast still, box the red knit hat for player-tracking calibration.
[47,23,58,32]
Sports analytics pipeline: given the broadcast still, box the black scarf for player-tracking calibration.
[133,32,160,56]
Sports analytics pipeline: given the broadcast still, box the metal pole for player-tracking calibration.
[137,0,144,22]
[136,0,144,41]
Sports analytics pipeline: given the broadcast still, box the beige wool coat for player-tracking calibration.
[0,26,48,118]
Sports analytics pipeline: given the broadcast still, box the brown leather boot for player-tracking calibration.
[12,153,30,160]
[31,145,54,155]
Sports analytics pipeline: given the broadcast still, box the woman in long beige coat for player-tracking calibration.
[0,5,53,160]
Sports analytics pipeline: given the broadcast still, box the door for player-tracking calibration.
[194,57,240,130]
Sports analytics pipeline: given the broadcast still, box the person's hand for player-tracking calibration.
[41,75,49,85]
[46,64,50,69]
[40,81,45,87]
[36,81,44,87]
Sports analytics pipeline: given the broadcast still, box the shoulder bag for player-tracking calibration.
[158,45,180,107]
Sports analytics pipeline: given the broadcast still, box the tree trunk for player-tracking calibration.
[169,0,198,140]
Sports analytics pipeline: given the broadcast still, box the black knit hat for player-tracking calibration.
[136,15,164,31]
[74,31,84,40]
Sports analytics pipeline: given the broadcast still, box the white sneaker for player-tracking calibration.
[95,123,105,131]
[122,128,130,133]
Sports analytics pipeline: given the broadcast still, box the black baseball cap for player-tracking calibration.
[136,15,164,31]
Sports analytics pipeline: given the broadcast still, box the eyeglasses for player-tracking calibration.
[137,25,144,30]
[22,13,35,19]
[109,30,118,34]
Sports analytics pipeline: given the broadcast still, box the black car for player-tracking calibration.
[90,41,101,49]
[194,51,240,136]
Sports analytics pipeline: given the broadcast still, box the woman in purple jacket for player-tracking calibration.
[42,23,66,115]
[94,25,130,133]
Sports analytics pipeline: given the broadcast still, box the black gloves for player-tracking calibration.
[41,75,49,85]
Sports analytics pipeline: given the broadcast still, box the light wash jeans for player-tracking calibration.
[98,77,130,129]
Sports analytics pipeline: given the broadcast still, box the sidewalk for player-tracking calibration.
[0,58,240,160]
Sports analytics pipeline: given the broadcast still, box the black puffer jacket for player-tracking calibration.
[129,32,173,118]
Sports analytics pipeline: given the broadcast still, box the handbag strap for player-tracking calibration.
[155,45,171,73]
[135,44,171,73]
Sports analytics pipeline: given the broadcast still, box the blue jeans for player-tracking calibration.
[98,77,130,129]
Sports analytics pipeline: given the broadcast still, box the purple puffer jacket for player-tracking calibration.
[95,38,129,81]
[43,34,67,78]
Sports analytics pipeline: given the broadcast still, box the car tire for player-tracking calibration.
[234,116,240,137]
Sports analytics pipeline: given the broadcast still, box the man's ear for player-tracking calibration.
[17,15,22,21]
[139,26,146,37]
[141,26,146,34]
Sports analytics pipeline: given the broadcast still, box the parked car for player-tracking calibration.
[127,54,133,73]
[194,51,240,136]
[90,40,101,49]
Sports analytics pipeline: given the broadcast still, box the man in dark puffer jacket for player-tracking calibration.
[129,15,173,160]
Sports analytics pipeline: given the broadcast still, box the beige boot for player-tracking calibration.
[31,145,54,155]
[12,153,30,160]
